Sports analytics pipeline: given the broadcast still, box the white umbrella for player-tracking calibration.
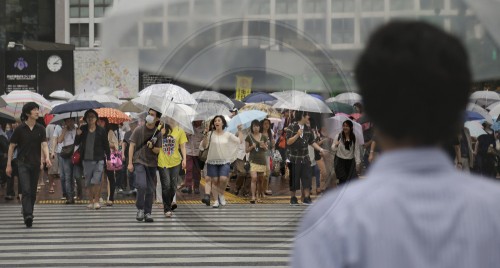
[69,92,122,108]
[465,120,487,138]
[324,97,336,103]
[271,90,331,113]
[0,90,52,118]
[192,90,233,109]
[192,102,232,121]
[96,86,114,95]
[470,91,500,107]
[50,100,66,108]
[139,84,197,105]
[334,92,362,106]
[161,103,196,134]
[467,103,494,124]
[323,115,364,145]
[49,90,74,100]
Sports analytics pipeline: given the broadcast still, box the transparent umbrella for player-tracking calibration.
[69,92,122,108]
[272,90,331,113]
[467,103,494,124]
[139,84,197,105]
[470,90,500,107]
[192,90,233,109]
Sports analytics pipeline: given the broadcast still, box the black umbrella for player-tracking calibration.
[0,111,16,124]
[51,100,105,114]
[230,99,245,109]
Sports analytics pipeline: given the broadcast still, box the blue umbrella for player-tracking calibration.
[51,100,105,114]
[465,111,485,121]
[226,110,267,133]
[242,92,277,104]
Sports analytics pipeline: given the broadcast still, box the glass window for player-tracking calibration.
[248,20,271,46]
[361,0,384,11]
[94,0,113,18]
[304,19,326,44]
[94,23,100,44]
[420,0,443,10]
[168,2,189,16]
[303,0,326,13]
[331,18,354,44]
[69,0,89,18]
[221,0,242,15]
[194,0,215,15]
[70,23,89,47]
[276,0,297,14]
[275,20,298,43]
[248,0,270,15]
[143,23,163,47]
[332,0,354,13]
[389,0,413,11]
[360,18,384,43]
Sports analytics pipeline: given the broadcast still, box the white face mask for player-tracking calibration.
[145,115,155,124]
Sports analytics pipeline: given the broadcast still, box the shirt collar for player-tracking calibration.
[367,147,455,178]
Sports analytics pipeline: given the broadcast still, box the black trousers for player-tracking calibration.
[334,156,356,185]
[17,161,40,218]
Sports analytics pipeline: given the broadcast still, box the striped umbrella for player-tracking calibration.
[95,108,131,124]
[0,90,52,118]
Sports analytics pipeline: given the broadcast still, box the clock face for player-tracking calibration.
[47,55,62,72]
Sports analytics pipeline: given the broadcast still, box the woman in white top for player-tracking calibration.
[200,115,243,208]
[331,120,361,185]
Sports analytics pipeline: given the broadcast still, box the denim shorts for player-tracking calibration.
[206,163,231,177]
[83,160,104,187]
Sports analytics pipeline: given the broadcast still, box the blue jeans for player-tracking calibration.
[17,161,40,218]
[134,164,157,214]
[158,165,180,212]
[58,154,74,199]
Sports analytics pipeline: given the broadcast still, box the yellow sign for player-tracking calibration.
[235,75,252,101]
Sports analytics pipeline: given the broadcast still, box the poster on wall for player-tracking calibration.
[139,71,172,90]
[4,51,38,93]
[74,50,138,98]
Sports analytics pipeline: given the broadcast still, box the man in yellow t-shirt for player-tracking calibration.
[157,125,187,217]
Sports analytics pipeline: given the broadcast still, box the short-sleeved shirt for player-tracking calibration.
[158,126,187,168]
[245,134,268,165]
[130,124,162,167]
[10,122,47,165]
[286,122,315,164]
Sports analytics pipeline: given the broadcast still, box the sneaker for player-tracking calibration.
[171,203,177,211]
[144,213,154,222]
[218,194,227,206]
[303,197,312,205]
[4,195,14,200]
[212,200,220,208]
[94,202,101,209]
[24,215,33,228]
[164,211,173,217]
[290,196,299,206]
[181,187,192,194]
[136,209,144,221]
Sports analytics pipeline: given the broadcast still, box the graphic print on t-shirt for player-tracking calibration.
[162,135,176,156]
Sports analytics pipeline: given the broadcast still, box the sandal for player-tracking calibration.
[106,200,113,206]
[49,187,55,194]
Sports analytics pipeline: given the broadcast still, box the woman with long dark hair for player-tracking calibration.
[260,118,274,196]
[246,120,268,203]
[331,120,361,185]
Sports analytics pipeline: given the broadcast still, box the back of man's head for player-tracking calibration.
[355,21,471,145]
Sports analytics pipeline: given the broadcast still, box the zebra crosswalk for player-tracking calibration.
[0,204,306,267]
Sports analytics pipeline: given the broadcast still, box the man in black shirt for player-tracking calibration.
[6,102,51,228]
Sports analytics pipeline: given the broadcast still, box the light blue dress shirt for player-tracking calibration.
[292,148,500,268]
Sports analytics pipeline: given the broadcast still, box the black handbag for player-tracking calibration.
[60,144,74,159]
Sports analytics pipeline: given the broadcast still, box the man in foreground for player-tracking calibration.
[292,21,500,267]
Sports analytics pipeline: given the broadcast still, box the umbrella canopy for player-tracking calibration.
[226,110,267,134]
[334,92,362,106]
[95,108,131,124]
[51,100,105,114]
[192,102,231,121]
[161,103,196,134]
[242,92,277,104]
[323,115,364,145]
[327,102,355,114]
[49,111,86,125]
[69,92,122,108]
[325,97,336,103]
[0,90,52,118]
[465,111,485,121]
[467,103,494,124]
[488,103,500,120]
[272,90,331,113]
[239,103,281,118]
[118,100,143,113]
[231,99,245,109]
[49,90,74,100]
[139,84,197,105]
[470,90,500,107]
[192,90,233,109]
[465,120,487,137]
[0,96,7,108]
[0,111,16,124]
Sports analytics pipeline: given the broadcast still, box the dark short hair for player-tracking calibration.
[294,111,309,122]
[355,21,471,145]
[210,115,228,130]
[84,109,99,123]
[21,102,40,121]
[251,119,261,130]
[148,108,162,119]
